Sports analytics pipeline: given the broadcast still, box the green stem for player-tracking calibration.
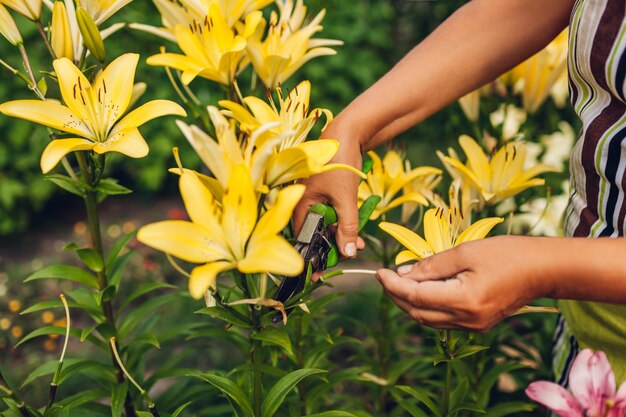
[76,152,136,417]
[0,58,32,87]
[36,20,57,59]
[252,335,263,417]
[440,329,452,417]
[18,44,45,100]
[295,316,307,416]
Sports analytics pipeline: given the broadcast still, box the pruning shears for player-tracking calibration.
[271,158,380,323]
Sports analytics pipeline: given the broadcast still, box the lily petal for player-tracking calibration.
[526,382,584,417]
[253,184,305,238]
[189,261,235,299]
[0,100,91,138]
[137,220,230,264]
[459,134,491,186]
[396,250,419,265]
[40,138,94,173]
[456,217,504,245]
[179,170,226,245]
[238,234,304,276]
[52,57,92,121]
[110,99,186,135]
[222,164,257,260]
[95,53,139,123]
[570,349,616,414]
[93,128,148,158]
[379,222,434,261]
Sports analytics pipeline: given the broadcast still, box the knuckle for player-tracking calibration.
[417,256,434,275]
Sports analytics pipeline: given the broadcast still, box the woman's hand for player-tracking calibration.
[293,119,366,258]
[376,236,556,331]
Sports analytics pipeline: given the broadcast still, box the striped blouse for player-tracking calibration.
[554,0,626,384]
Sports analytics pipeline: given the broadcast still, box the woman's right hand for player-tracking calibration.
[293,121,366,258]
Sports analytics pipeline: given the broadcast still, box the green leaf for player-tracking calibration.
[20,300,66,315]
[108,251,135,289]
[449,378,469,413]
[251,328,293,356]
[16,326,106,350]
[303,412,358,417]
[45,174,85,197]
[136,413,153,417]
[25,265,99,289]
[449,402,485,415]
[76,248,104,272]
[118,293,179,340]
[193,373,253,416]
[357,195,381,231]
[261,369,326,417]
[111,380,128,417]
[477,362,527,406]
[20,359,82,388]
[106,230,137,268]
[196,306,252,329]
[453,344,489,361]
[394,386,441,417]
[56,389,106,407]
[483,402,534,417]
[120,282,176,311]
[130,334,160,349]
[95,285,116,306]
[96,178,132,196]
[171,402,192,417]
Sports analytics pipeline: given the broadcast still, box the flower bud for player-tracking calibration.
[0,0,41,21]
[51,1,73,60]
[76,6,105,62]
[0,3,21,46]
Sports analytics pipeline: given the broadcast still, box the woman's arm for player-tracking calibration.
[376,236,626,331]
[294,0,575,258]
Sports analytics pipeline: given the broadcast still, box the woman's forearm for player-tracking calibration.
[541,237,626,304]
[332,0,574,151]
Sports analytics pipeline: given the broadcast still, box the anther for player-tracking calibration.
[103,79,107,93]
[73,84,77,99]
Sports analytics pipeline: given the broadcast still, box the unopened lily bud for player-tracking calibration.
[0,0,41,21]
[76,6,105,62]
[0,4,21,46]
[51,1,73,60]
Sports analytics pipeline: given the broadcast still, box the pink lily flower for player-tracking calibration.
[526,349,626,417]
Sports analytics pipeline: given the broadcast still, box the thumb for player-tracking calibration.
[398,246,466,282]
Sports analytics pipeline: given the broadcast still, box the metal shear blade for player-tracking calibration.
[272,212,331,323]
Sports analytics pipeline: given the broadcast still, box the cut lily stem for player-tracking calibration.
[45,294,71,410]
[251,313,263,417]
[110,338,160,417]
[36,20,57,59]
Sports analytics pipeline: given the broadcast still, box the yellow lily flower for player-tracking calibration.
[0,3,21,46]
[51,1,73,60]
[380,207,503,264]
[137,164,305,299]
[503,29,567,113]
[130,0,272,42]
[0,0,41,20]
[0,53,187,173]
[439,135,558,205]
[219,80,333,149]
[358,149,441,220]
[401,159,443,224]
[77,0,132,25]
[146,3,261,86]
[177,105,362,193]
[246,0,342,88]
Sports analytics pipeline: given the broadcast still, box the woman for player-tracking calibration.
[293,0,626,382]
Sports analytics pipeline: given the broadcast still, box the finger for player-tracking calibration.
[397,247,467,282]
[331,190,360,258]
[376,268,464,310]
[387,293,461,330]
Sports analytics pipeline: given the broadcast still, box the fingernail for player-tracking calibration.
[344,242,356,257]
[397,265,413,275]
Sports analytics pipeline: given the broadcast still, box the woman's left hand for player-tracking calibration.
[375,235,556,331]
